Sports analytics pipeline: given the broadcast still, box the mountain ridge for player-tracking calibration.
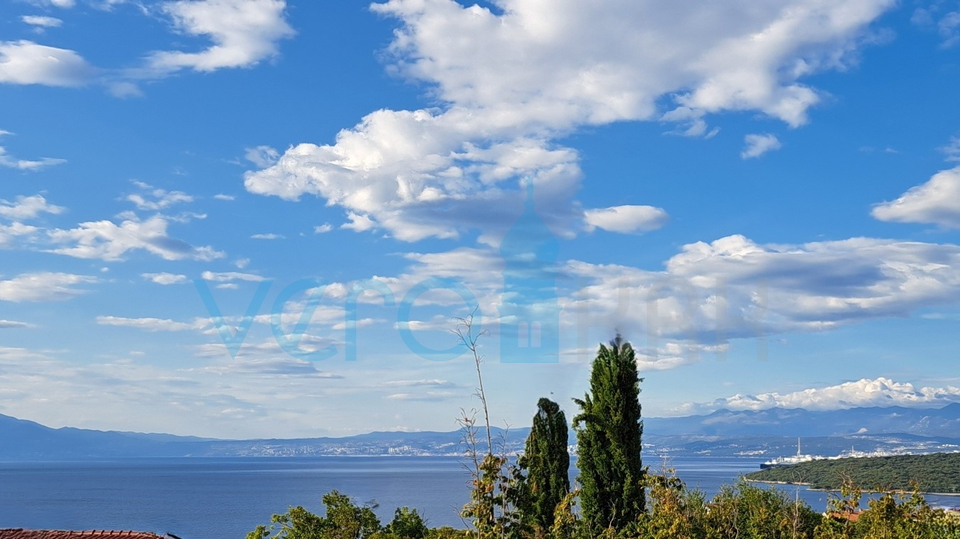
[3,403,960,460]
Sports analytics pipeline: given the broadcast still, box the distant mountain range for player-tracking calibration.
[3,403,960,460]
[645,403,960,438]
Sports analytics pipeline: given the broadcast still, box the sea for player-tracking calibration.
[0,456,957,539]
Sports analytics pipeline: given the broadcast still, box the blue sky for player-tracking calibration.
[2,0,960,439]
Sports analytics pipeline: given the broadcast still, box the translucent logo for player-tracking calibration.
[497,181,560,363]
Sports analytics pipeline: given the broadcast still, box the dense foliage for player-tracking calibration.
[245,490,451,539]
[246,476,960,539]
[516,398,570,533]
[745,452,960,493]
[573,336,645,534]
[246,335,960,538]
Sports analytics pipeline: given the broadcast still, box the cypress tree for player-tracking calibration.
[573,335,645,533]
[518,397,570,532]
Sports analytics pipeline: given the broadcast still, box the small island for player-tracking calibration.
[745,452,960,494]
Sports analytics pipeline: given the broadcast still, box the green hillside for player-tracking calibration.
[745,452,960,493]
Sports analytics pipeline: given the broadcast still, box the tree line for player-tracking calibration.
[746,452,960,493]
[246,336,960,539]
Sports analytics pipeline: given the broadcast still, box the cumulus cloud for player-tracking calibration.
[563,234,960,349]
[741,133,782,159]
[872,167,960,228]
[47,214,224,261]
[247,0,892,241]
[144,0,295,76]
[0,40,93,86]
[142,272,189,285]
[0,222,40,247]
[373,0,887,129]
[584,205,669,234]
[689,377,960,413]
[314,223,333,234]
[250,233,284,240]
[0,272,96,302]
[0,194,64,220]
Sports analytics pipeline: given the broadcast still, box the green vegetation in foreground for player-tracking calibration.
[745,452,960,493]
[247,335,960,538]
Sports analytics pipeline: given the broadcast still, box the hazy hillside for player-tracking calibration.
[4,403,960,460]
[644,403,960,438]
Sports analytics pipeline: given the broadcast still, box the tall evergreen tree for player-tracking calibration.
[517,397,570,532]
[573,335,645,533]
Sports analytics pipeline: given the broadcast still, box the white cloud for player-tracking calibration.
[373,0,888,129]
[214,193,236,201]
[200,271,263,283]
[142,272,188,285]
[127,181,194,210]
[942,136,960,162]
[341,212,378,233]
[741,133,782,159]
[245,145,279,168]
[314,223,333,234]
[0,147,66,170]
[584,205,669,234]
[0,132,66,171]
[0,351,350,438]
[688,377,960,413]
[564,234,960,348]
[28,0,76,7]
[21,16,64,28]
[0,272,96,302]
[193,357,343,377]
[145,0,295,75]
[47,214,224,261]
[0,320,32,329]
[96,315,209,332]
[913,3,960,48]
[0,194,64,220]
[0,222,39,247]
[108,81,143,98]
[384,391,458,402]
[380,379,456,388]
[871,167,960,228]
[0,40,93,86]
[248,0,889,241]
[250,233,284,240]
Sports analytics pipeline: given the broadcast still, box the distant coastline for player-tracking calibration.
[745,452,960,495]
[745,478,960,497]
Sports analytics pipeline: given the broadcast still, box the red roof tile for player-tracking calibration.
[0,530,167,539]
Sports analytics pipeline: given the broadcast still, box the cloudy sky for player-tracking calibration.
[2,0,960,439]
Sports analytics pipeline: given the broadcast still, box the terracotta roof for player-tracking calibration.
[826,511,862,522]
[0,530,167,539]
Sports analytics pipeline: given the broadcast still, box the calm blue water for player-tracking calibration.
[0,456,956,539]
